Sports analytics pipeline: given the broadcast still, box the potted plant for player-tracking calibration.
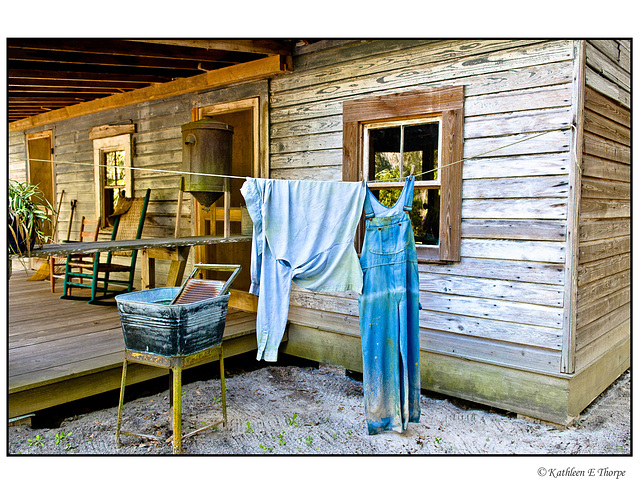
[8,180,55,274]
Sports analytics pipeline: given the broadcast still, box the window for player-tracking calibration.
[365,118,441,247]
[343,87,463,262]
[92,128,133,229]
[102,149,126,223]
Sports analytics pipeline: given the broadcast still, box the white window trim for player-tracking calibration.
[92,133,133,228]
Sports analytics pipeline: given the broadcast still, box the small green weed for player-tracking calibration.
[258,443,274,453]
[273,430,286,446]
[54,431,74,451]
[27,434,45,448]
[245,421,254,433]
[287,413,299,427]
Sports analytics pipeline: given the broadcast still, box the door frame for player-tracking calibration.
[26,129,54,201]
[195,97,262,179]
[192,97,261,264]
[26,130,54,268]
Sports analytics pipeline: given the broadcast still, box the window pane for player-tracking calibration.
[104,150,126,187]
[403,123,439,180]
[412,188,440,246]
[376,188,401,208]
[370,127,401,181]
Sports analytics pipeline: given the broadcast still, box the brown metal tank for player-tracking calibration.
[181,119,234,207]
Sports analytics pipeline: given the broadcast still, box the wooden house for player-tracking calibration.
[8,39,630,426]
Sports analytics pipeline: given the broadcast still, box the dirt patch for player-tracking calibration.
[7,364,630,455]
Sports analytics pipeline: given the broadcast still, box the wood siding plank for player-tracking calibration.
[462,219,566,241]
[577,252,630,287]
[461,239,565,263]
[463,176,569,199]
[579,198,630,219]
[419,292,563,329]
[419,272,564,307]
[462,198,567,220]
[418,258,564,285]
[418,311,562,349]
[584,86,630,127]
[419,329,561,373]
[463,154,570,180]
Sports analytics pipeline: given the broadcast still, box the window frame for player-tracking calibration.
[343,86,464,263]
[363,116,443,187]
[92,132,133,229]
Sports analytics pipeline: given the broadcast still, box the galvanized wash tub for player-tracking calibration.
[115,264,241,357]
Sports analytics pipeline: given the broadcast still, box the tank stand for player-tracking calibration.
[115,345,227,454]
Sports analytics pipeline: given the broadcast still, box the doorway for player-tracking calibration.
[27,131,54,239]
[194,99,259,292]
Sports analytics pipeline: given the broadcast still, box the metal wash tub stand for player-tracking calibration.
[114,263,241,453]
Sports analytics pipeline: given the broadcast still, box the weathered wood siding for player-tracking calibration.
[271,39,576,374]
[8,95,196,285]
[575,40,631,371]
[584,40,631,109]
[8,132,27,183]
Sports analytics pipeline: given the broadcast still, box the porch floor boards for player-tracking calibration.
[8,270,258,419]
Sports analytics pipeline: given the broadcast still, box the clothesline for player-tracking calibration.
[11,159,243,181]
[13,126,572,184]
[373,125,572,183]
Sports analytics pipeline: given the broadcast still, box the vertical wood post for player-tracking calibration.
[561,40,586,374]
[223,178,231,238]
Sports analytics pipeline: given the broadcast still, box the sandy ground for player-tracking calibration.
[7,361,631,456]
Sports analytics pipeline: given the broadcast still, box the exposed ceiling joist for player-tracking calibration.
[135,39,294,56]
[7,38,298,124]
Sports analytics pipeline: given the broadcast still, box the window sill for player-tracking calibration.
[417,258,453,265]
[416,245,454,264]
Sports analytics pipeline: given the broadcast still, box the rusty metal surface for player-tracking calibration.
[172,279,224,304]
[181,119,233,207]
[115,263,237,452]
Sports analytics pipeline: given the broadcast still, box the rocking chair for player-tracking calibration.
[50,216,100,293]
[61,189,150,304]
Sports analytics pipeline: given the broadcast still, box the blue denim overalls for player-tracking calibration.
[359,176,421,434]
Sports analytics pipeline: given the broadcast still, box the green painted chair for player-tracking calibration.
[61,189,150,304]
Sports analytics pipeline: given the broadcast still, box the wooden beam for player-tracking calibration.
[9,39,259,64]
[139,39,293,56]
[89,124,135,140]
[8,68,173,84]
[9,46,232,72]
[9,55,290,133]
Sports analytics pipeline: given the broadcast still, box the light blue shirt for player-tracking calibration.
[241,178,365,361]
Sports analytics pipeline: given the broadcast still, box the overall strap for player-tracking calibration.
[402,175,415,212]
[363,187,376,219]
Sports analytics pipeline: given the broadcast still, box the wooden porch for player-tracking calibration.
[8,270,259,419]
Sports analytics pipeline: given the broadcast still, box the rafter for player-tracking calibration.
[7,39,295,124]
[135,39,293,56]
